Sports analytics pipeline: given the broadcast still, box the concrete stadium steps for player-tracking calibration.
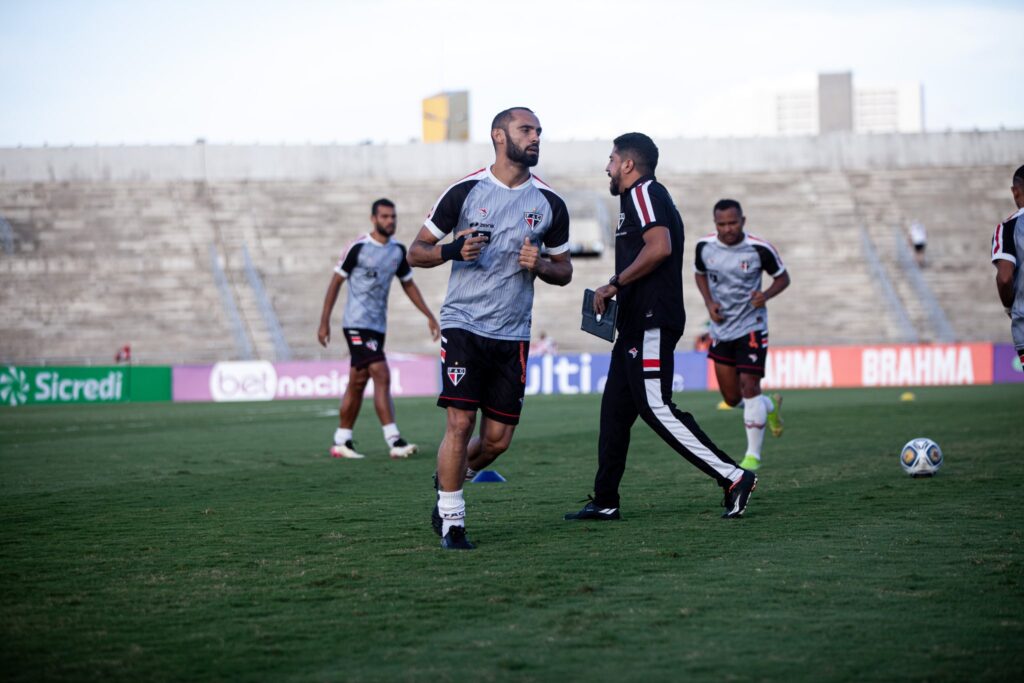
[0,164,1016,364]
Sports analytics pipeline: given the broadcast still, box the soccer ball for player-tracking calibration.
[900,438,943,477]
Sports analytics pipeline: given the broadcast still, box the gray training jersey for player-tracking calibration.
[425,167,570,341]
[334,234,413,333]
[694,233,785,342]
[991,206,1024,348]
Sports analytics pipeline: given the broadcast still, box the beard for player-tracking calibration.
[608,174,621,196]
[372,222,394,238]
[506,138,539,167]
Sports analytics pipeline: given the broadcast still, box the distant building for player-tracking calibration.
[422,91,470,143]
[772,72,923,136]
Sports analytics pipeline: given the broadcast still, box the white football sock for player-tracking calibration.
[437,489,466,536]
[761,394,775,414]
[743,395,768,459]
[334,428,353,445]
[382,422,400,446]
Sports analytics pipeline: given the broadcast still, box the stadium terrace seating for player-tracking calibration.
[0,165,1017,364]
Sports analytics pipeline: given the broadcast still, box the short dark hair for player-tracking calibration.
[491,107,535,133]
[713,199,743,217]
[371,198,395,215]
[1014,165,1024,188]
[613,132,659,174]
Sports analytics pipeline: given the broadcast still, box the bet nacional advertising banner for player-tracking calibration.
[172,357,441,402]
[0,366,172,406]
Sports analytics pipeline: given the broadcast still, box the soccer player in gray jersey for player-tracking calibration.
[408,107,572,550]
[318,198,440,460]
[695,199,790,471]
[991,165,1024,369]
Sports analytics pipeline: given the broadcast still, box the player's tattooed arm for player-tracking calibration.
[519,236,572,285]
[408,226,487,267]
[694,272,724,322]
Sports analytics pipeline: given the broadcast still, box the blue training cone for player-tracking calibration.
[471,470,506,483]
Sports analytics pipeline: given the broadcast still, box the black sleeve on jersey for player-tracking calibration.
[427,180,478,236]
[753,244,784,276]
[339,242,364,276]
[539,189,570,249]
[993,218,1018,264]
[694,241,707,273]
[640,184,674,232]
[395,243,412,280]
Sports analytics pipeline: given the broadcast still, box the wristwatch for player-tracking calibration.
[608,274,620,288]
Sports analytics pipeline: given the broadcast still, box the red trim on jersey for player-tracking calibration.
[483,405,521,419]
[634,183,653,225]
[994,223,1003,255]
[642,359,660,369]
[458,167,487,182]
[531,173,552,189]
[439,395,480,404]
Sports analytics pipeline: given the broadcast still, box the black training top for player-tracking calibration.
[614,175,686,333]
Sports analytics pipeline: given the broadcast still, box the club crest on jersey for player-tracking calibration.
[478,207,489,217]
[628,347,639,358]
[447,367,466,386]
[366,339,379,352]
[740,260,750,272]
[524,211,543,229]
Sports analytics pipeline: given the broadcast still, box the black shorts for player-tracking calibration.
[437,328,529,425]
[344,328,386,369]
[708,329,768,377]
[913,243,926,253]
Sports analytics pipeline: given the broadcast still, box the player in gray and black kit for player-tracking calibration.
[695,199,790,471]
[992,165,1024,368]
[318,198,440,460]
[408,107,572,550]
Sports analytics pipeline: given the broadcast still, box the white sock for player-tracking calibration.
[743,395,767,459]
[382,422,400,446]
[761,394,775,413]
[437,489,466,536]
[334,428,353,445]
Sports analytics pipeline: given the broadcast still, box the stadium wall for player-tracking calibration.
[2,130,1022,182]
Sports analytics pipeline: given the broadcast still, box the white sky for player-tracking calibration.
[1,0,1021,146]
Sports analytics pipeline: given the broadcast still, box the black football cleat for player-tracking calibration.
[564,500,621,521]
[722,469,758,519]
[440,525,475,550]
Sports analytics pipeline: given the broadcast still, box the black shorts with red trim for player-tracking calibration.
[437,328,529,425]
[708,329,768,377]
[344,328,386,369]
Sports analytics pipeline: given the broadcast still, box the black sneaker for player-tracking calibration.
[440,525,475,550]
[564,499,621,521]
[722,470,758,519]
[431,472,442,537]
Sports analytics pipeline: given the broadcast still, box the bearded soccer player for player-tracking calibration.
[565,133,757,523]
[318,198,440,459]
[408,107,572,550]
[695,199,790,471]
[992,164,1024,367]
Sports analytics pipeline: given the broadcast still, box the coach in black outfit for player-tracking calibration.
[565,133,758,521]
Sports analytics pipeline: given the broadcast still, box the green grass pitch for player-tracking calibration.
[1,385,1022,682]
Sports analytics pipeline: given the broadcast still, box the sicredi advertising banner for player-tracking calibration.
[707,343,994,390]
[173,357,441,402]
[0,366,172,406]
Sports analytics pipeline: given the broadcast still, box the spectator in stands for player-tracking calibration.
[695,199,790,471]
[991,165,1024,370]
[908,219,927,267]
[317,198,440,460]
[531,330,557,356]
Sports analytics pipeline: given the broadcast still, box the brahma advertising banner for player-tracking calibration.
[0,366,171,406]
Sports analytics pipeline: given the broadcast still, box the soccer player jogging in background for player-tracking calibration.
[408,107,572,550]
[317,198,440,459]
[694,199,790,471]
[565,133,757,523]
[991,164,1024,367]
